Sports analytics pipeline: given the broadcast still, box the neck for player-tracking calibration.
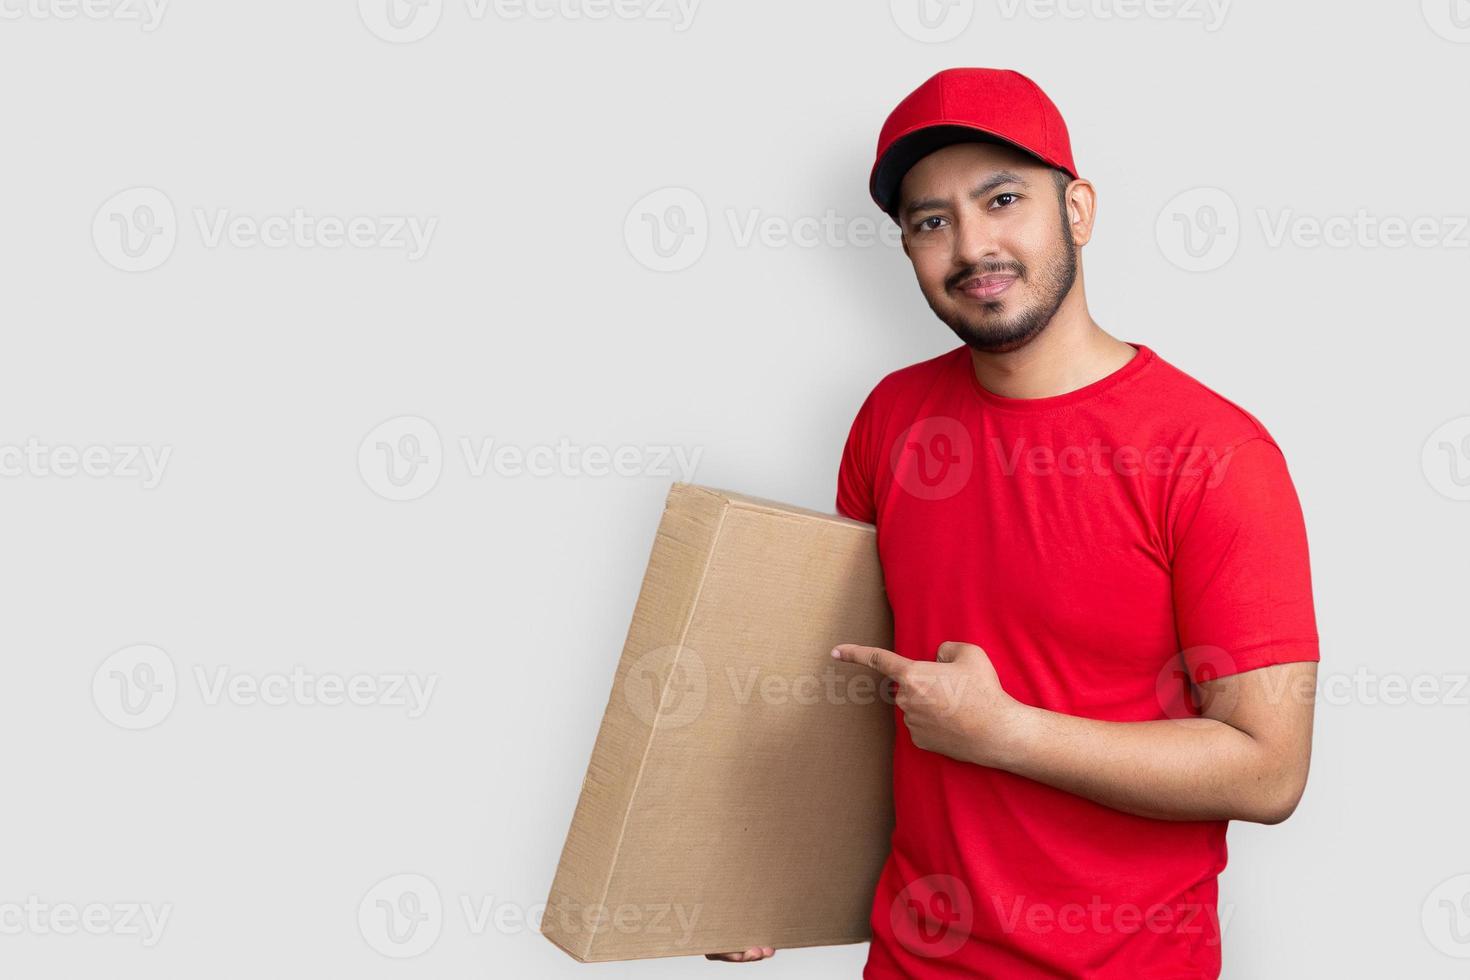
[969,288,1134,399]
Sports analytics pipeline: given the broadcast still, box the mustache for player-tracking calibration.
[948,263,1025,290]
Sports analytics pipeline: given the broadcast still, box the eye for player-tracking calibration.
[915,215,948,232]
[992,193,1020,209]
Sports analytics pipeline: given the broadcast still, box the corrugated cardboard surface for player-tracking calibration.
[543,483,896,962]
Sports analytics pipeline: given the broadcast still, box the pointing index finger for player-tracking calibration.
[832,643,909,678]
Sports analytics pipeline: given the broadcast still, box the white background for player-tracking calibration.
[2,0,1468,976]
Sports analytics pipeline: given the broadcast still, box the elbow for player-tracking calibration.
[1244,768,1309,826]
[1250,794,1300,826]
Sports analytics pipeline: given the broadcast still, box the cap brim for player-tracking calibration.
[870,124,1059,221]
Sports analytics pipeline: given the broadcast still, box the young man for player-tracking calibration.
[711,68,1320,977]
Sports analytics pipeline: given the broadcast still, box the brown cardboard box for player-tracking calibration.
[542,482,896,962]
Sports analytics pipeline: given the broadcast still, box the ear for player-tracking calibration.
[1063,178,1097,247]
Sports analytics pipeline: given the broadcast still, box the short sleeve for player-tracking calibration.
[1170,437,1320,683]
[836,388,878,524]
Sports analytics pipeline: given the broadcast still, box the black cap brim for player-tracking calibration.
[872,125,1041,221]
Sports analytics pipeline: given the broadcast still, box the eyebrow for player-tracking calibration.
[902,170,1030,221]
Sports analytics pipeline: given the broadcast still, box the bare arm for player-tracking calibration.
[997,661,1317,823]
[832,643,1318,825]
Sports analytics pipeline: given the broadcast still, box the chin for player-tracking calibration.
[945,311,1049,354]
[968,333,1043,355]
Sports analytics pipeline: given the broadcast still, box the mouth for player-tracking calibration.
[956,274,1018,300]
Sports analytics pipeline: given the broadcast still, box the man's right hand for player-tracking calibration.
[705,946,776,962]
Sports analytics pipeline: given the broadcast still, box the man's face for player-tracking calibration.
[898,141,1078,354]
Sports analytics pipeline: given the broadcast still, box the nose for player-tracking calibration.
[950,208,999,271]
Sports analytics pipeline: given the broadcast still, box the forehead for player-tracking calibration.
[899,140,1044,200]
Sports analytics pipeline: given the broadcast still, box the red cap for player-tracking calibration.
[869,68,1078,220]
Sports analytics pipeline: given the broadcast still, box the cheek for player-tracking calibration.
[1010,220,1065,268]
[908,242,953,287]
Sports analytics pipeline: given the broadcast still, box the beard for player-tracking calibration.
[925,221,1078,355]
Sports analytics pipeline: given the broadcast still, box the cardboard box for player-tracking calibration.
[542,482,896,962]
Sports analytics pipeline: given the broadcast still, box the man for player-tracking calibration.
[711,68,1320,977]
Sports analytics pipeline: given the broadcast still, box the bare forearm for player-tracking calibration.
[991,705,1298,823]
[831,643,1316,824]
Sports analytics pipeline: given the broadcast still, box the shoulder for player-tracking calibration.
[851,345,965,419]
[1134,346,1280,453]
[1131,349,1308,546]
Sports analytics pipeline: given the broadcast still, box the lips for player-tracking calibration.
[958,274,1017,300]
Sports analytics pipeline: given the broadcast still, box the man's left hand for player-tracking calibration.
[831,641,1030,768]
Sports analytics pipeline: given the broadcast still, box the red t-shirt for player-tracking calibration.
[835,342,1319,979]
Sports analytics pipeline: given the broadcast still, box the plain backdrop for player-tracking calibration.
[2,0,1468,976]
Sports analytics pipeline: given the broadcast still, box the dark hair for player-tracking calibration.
[887,157,1076,224]
[1050,167,1074,231]
[892,152,1076,224]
